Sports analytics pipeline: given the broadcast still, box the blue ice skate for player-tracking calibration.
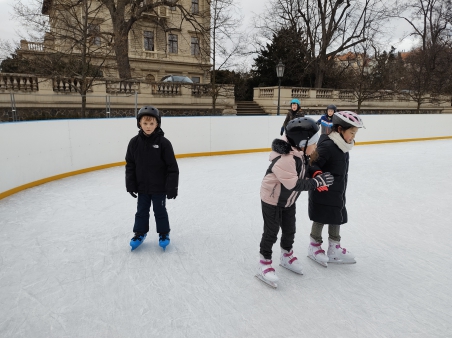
[159,233,170,251]
[130,233,147,251]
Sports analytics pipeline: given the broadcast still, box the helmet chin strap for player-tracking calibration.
[303,139,309,163]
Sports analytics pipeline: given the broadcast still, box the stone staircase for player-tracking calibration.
[235,101,268,116]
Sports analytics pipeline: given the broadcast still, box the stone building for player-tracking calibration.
[20,0,211,83]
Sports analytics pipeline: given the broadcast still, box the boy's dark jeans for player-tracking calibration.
[133,193,170,235]
[259,201,296,260]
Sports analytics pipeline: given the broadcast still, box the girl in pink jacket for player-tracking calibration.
[256,117,334,288]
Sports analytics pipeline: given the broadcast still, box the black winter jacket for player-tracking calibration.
[125,128,179,195]
[308,134,349,224]
[283,109,305,128]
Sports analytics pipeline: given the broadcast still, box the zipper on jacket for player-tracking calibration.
[270,184,277,198]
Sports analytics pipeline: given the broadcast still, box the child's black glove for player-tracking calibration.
[167,188,178,200]
[280,126,284,136]
[311,172,334,189]
[129,192,137,198]
[312,171,331,192]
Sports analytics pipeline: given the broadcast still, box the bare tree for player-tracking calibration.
[13,0,114,117]
[255,0,390,88]
[397,0,452,111]
[198,0,247,113]
[337,48,380,112]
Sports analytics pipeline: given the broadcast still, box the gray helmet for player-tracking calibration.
[326,104,337,112]
[137,106,160,128]
[332,111,365,128]
[285,117,319,148]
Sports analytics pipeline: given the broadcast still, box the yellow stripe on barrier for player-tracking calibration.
[356,135,452,145]
[175,148,271,158]
[0,162,125,200]
[1,137,452,200]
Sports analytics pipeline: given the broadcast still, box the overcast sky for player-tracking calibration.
[0,0,416,66]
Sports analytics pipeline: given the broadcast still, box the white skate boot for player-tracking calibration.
[280,249,303,274]
[255,255,279,288]
[307,237,329,267]
[327,239,356,264]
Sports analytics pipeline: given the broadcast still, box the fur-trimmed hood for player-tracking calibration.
[271,138,292,154]
[269,136,304,161]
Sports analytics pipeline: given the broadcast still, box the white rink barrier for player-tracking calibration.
[1,114,452,199]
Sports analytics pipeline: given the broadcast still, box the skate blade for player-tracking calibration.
[254,274,277,289]
[328,258,356,264]
[307,255,328,267]
[279,264,303,275]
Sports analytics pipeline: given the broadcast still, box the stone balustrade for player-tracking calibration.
[0,73,236,121]
[254,86,452,115]
[291,88,310,98]
[106,80,140,94]
[152,82,182,95]
[0,74,39,92]
[20,40,45,51]
[53,77,91,93]
[191,84,211,97]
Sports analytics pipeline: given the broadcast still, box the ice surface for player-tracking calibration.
[1,140,452,337]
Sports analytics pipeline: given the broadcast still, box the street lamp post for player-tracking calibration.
[276,61,285,116]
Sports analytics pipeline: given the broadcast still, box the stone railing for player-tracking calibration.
[20,40,45,51]
[0,73,236,121]
[106,80,140,94]
[316,89,334,99]
[253,86,452,115]
[338,90,354,100]
[152,82,182,95]
[0,74,39,91]
[292,88,310,98]
[192,84,211,96]
[258,88,274,98]
[53,77,94,93]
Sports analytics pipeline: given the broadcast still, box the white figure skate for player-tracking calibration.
[280,249,303,274]
[307,237,329,267]
[327,239,356,264]
[255,255,279,289]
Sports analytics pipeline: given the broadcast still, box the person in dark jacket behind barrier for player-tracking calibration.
[125,106,179,252]
[307,111,364,267]
[256,117,334,288]
[280,98,305,135]
[316,104,336,135]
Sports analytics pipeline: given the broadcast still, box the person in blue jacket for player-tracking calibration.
[316,104,336,135]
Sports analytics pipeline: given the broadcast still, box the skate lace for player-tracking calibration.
[283,251,298,264]
[132,233,145,241]
[335,244,347,254]
[310,242,325,256]
[260,260,275,274]
[159,233,169,241]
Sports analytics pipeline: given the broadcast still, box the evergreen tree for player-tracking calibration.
[252,27,310,87]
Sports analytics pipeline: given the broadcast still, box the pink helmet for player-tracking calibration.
[332,111,365,128]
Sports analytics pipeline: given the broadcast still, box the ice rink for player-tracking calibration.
[1,139,451,338]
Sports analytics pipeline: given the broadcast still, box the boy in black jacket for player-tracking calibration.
[125,106,179,251]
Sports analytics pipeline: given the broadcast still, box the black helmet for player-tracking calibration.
[137,106,160,128]
[285,117,319,148]
[326,104,337,112]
